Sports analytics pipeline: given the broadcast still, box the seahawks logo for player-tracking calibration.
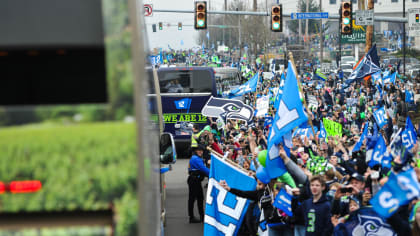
[352,214,395,236]
[201,97,254,124]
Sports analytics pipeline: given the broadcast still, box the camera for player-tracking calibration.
[340,187,352,193]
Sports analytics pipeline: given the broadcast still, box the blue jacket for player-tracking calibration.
[188,154,209,177]
[296,194,333,236]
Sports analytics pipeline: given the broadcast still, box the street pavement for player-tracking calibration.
[164,159,204,236]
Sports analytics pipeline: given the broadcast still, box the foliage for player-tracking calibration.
[196,0,280,56]
[0,122,137,235]
[392,48,420,60]
[287,0,321,35]
[0,0,134,127]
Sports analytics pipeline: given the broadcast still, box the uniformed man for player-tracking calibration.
[187,144,210,223]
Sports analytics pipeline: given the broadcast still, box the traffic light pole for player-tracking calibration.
[403,0,406,76]
[152,9,408,23]
[365,0,374,53]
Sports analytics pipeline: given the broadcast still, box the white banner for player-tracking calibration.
[256,95,269,117]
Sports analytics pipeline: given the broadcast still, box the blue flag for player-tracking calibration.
[204,154,257,235]
[381,152,393,172]
[402,117,417,150]
[383,72,396,84]
[353,123,369,152]
[228,73,258,98]
[273,188,293,216]
[274,73,285,109]
[345,44,381,85]
[333,207,396,235]
[319,120,327,139]
[293,127,318,138]
[373,106,388,129]
[266,62,308,179]
[368,134,386,168]
[370,168,420,218]
[406,89,414,103]
[371,70,382,83]
[264,116,274,127]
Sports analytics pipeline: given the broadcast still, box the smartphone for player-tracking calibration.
[340,187,352,193]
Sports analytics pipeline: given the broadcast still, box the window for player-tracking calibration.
[391,0,398,2]
[159,70,213,93]
[329,0,336,4]
[413,0,419,2]
[351,0,357,3]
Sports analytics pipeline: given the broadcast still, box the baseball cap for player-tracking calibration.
[349,173,365,183]
[196,144,206,151]
[349,196,361,207]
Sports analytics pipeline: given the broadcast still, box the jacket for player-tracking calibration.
[295,194,333,236]
[188,154,209,178]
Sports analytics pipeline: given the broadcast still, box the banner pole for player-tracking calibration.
[253,73,260,108]
[207,147,251,173]
[288,52,320,148]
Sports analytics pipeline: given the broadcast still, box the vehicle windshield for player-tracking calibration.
[159,70,213,93]
[341,64,353,70]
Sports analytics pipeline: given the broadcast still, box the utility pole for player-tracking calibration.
[238,7,242,63]
[223,0,227,46]
[365,0,374,53]
[403,0,406,75]
[253,0,257,57]
[299,10,302,44]
[320,0,323,62]
[208,0,211,49]
[305,0,309,53]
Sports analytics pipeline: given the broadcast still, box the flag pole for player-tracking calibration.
[288,52,320,148]
[253,73,260,108]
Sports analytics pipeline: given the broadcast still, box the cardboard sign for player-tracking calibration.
[323,118,342,137]
[256,96,270,117]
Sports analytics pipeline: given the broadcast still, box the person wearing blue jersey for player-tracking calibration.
[293,175,333,236]
[187,144,210,223]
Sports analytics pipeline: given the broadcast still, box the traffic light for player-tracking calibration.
[340,1,352,35]
[416,14,419,23]
[195,1,207,30]
[0,180,42,194]
[271,5,282,32]
[152,24,157,32]
[159,22,163,30]
[178,22,182,30]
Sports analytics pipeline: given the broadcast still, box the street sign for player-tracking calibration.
[321,63,331,74]
[290,12,329,20]
[355,10,373,26]
[408,8,420,37]
[144,4,153,17]
[341,20,366,44]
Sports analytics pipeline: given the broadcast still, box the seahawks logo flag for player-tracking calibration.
[333,207,396,236]
[345,44,381,85]
[201,97,254,124]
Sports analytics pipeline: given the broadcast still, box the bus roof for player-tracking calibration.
[212,67,239,73]
[157,66,215,73]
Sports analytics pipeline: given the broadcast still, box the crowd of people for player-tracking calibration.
[186,58,420,235]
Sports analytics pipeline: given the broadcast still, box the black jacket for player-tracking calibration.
[294,194,333,236]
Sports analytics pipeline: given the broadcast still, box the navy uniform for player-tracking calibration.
[187,145,210,223]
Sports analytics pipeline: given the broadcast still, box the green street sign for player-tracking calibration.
[340,20,366,44]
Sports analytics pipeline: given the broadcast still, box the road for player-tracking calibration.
[164,159,204,236]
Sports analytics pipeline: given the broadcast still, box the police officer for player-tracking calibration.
[188,144,210,223]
